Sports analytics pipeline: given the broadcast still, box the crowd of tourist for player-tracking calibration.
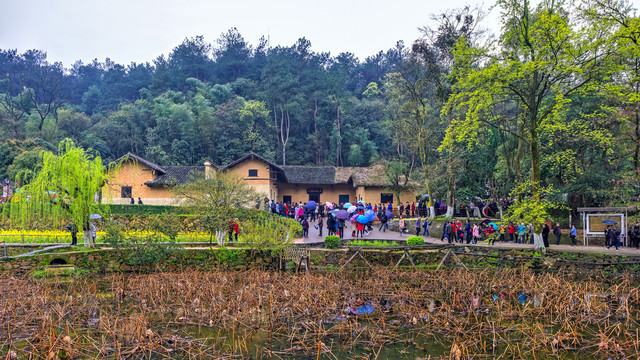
[266,198,640,250]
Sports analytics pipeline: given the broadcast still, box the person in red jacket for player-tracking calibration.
[228,218,239,242]
[411,202,416,217]
[508,223,515,242]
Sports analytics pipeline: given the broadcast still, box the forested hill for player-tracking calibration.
[0,29,403,176]
[3,0,640,210]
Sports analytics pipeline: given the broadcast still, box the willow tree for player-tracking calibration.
[443,0,613,245]
[8,139,109,247]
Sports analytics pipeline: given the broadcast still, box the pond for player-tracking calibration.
[0,269,637,359]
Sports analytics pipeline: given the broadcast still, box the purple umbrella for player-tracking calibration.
[335,210,349,220]
[385,210,394,219]
[306,201,317,210]
[350,214,359,222]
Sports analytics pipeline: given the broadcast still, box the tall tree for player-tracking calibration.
[584,0,640,185]
[443,0,614,240]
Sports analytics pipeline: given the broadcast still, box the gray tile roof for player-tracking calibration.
[144,166,205,186]
[281,166,337,185]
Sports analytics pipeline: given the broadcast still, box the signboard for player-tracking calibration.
[586,213,624,236]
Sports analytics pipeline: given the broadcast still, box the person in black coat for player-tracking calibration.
[606,226,619,250]
[327,216,335,236]
[542,223,550,248]
[552,223,561,245]
[633,223,640,249]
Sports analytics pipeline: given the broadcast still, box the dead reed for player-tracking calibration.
[0,269,638,359]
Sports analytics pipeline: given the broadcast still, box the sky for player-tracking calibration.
[0,0,503,66]
[0,0,637,67]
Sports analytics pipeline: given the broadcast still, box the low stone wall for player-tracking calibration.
[388,219,601,245]
[1,245,639,275]
[0,248,280,275]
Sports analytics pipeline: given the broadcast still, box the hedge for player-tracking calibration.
[324,235,340,249]
[406,236,425,246]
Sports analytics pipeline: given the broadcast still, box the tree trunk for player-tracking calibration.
[445,153,455,218]
[83,230,94,248]
[634,108,640,185]
[515,122,524,186]
[423,168,436,219]
[336,104,342,166]
[216,230,226,246]
[533,232,546,254]
[314,97,319,165]
[445,206,454,218]
[282,143,286,166]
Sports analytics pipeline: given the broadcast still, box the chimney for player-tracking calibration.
[204,161,215,179]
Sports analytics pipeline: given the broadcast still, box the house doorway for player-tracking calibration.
[309,193,320,203]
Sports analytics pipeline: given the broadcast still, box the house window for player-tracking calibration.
[121,186,132,198]
[283,195,292,204]
[248,169,258,177]
[339,194,350,204]
[381,193,393,203]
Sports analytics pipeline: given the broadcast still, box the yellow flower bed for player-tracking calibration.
[0,229,211,243]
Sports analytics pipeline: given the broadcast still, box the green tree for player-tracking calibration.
[584,0,640,186]
[173,170,259,245]
[6,139,110,247]
[382,159,415,206]
[385,68,440,216]
[443,0,614,237]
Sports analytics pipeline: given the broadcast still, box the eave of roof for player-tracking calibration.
[218,152,282,172]
[115,152,166,174]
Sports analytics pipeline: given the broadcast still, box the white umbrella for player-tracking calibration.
[347,205,357,213]
[89,214,102,219]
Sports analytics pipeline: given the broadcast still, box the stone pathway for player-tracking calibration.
[296,220,640,256]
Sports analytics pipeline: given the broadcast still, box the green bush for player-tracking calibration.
[324,235,340,249]
[106,204,188,216]
[406,236,425,246]
[347,240,399,247]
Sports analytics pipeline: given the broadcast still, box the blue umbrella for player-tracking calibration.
[343,203,353,209]
[385,210,394,219]
[357,200,367,204]
[357,206,365,210]
[356,215,369,224]
[518,292,527,305]
[422,194,429,198]
[364,210,375,221]
[357,304,375,315]
[602,220,617,224]
[306,201,317,210]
